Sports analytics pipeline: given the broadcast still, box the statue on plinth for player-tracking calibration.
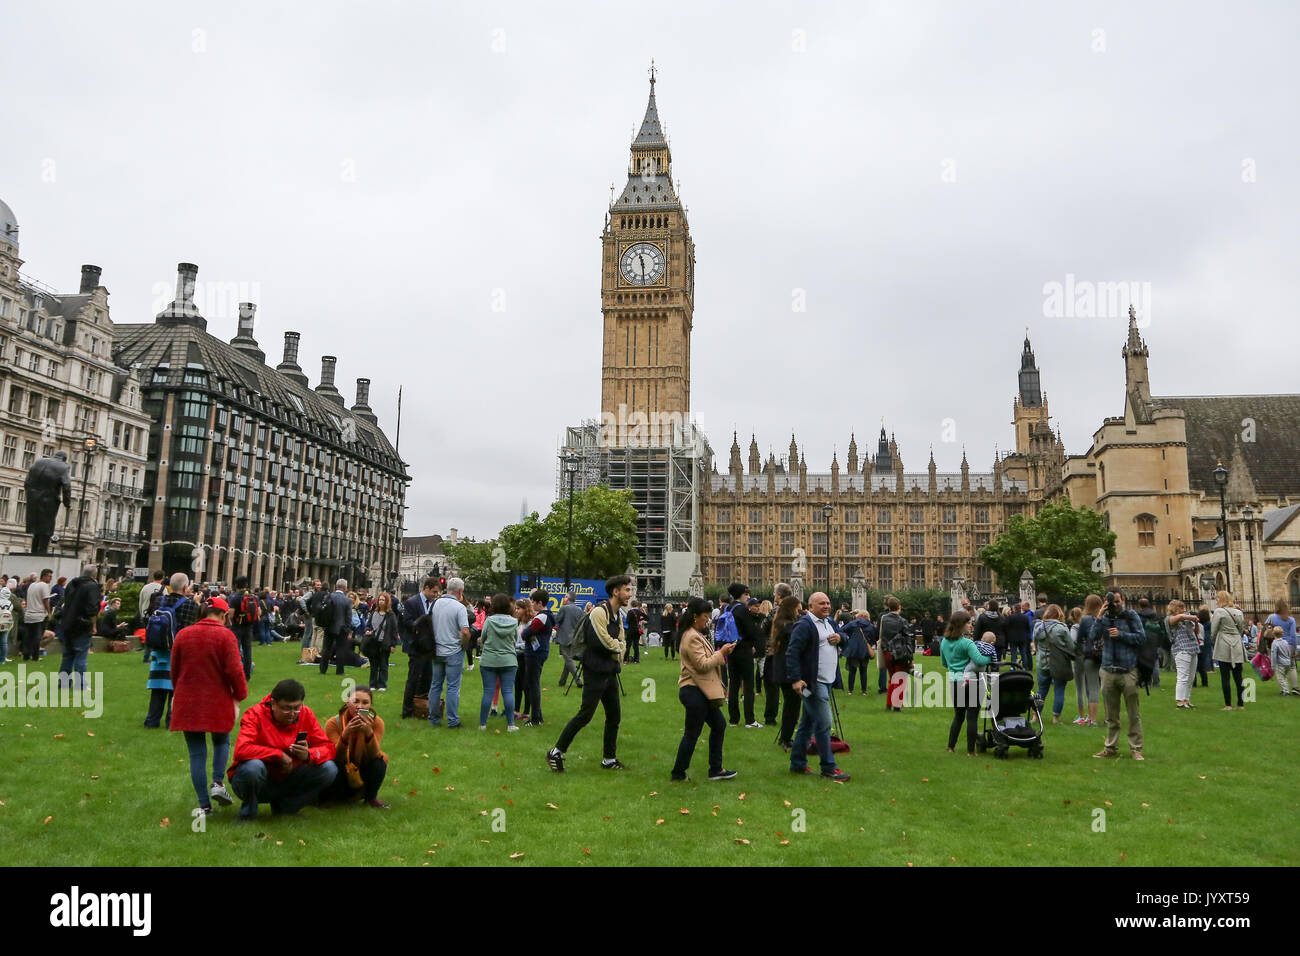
[23,452,72,555]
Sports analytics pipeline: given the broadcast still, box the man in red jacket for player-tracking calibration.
[228,678,337,819]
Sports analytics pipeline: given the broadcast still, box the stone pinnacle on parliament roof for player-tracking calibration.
[1123,303,1148,357]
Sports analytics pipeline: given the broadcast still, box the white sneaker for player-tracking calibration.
[479,725,487,731]
[507,725,520,732]
[209,782,233,806]
[745,721,764,729]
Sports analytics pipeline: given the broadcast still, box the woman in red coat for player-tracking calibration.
[170,596,248,815]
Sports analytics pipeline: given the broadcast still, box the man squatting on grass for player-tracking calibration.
[547,574,631,772]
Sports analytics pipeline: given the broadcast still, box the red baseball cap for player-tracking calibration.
[207,596,230,613]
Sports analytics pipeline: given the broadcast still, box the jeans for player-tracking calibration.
[727,646,755,724]
[1036,662,1052,700]
[1009,641,1031,669]
[1173,650,1196,702]
[790,681,835,772]
[368,647,390,690]
[1217,661,1244,707]
[324,755,387,802]
[236,628,253,679]
[319,630,347,675]
[428,653,464,727]
[555,668,621,759]
[845,657,870,692]
[1100,669,1142,753]
[0,628,8,661]
[21,621,46,660]
[523,655,546,722]
[402,654,432,717]
[947,680,980,752]
[229,758,338,818]
[480,665,517,727]
[184,731,230,807]
[672,685,726,777]
[58,633,92,690]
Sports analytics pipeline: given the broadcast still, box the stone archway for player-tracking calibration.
[1286,566,1300,607]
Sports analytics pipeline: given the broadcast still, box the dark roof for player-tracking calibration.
[402,534,445,553]
[1153,394,1300,499]
[1264,503,1300,541]
[113,322,406,477]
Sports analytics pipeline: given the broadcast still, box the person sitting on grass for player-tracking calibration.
[228,678,337,820]
[671,597,738,782]
[323,686,389,808]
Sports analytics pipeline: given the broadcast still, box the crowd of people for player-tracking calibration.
[3,565,1296,816]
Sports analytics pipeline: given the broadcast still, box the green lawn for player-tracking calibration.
[1,643,1295,866]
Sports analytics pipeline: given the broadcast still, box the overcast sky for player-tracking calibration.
[4,1,1297,540]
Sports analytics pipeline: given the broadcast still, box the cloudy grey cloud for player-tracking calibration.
[3,0,1296,539]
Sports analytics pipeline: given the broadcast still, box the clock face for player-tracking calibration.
[620,242,666,285]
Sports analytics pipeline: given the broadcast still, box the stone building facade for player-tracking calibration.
[113,262,408,589]
[0,198,152,575]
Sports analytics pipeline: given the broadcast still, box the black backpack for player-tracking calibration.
[311,592,335,629]
[1136,616,1163,692]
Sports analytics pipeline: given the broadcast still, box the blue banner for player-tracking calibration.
[513,576,607,612]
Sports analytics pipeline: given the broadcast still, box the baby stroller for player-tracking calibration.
[976,658,1045,759]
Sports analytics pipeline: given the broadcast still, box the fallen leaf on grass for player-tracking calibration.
[408,790,417,796]
[779,840,790,846]
[54,734,65,739]
[907,862,914,867]
[1141,802,1150,808]
[445,786,455,791]
[921,778,929,783]
[734,839,750,845]
[479,810,488,816]
[546,803,559,810]
[433,767,440,773]
[783,800,791,807]
[736,818,744,826]
[298,839,306,846]
[86,732,94,737]
[738,793,746,800]
[159,818,170,827]
[582,848,591,855]
[90,775,99,780]
[1198,774,1206,779]
[680,808,689,815]
[509,852,525,859]
[655,819,665,825]
[1104,801,1112,807]
[42,816,52,824]
[648,791,659,796]
[275,841,283,846]
[427,850,437,855]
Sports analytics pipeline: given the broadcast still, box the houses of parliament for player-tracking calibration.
[571,68,1300,606]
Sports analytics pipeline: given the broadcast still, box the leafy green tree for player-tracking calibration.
[498,485,639,581]
[978,501,1116,598]
[442,540,509,596]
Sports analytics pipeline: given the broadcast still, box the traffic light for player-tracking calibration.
[439,577,446,588]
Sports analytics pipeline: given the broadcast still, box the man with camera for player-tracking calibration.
[1093,590,1147,761]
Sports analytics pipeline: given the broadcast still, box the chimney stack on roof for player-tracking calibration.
[276,331,309,387]
[230,302,266,364]
[316,355,345,406]
[79,264,102,294]
[351,377,378,424]
[155,262,206,329]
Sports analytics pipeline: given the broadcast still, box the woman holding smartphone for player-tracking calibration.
[323,686,389,808]
[671,597,738,781]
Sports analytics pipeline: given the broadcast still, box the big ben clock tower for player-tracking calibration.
[600,64,695,429]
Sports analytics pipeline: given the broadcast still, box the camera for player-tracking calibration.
[1103,592,1121,618]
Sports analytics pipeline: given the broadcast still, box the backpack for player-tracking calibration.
[0,599,12,631]
[314,593,336,629]
[1044,620,1077,682]
[1136,616,1162,692]
[145,596,189,652]
[883,614,913,663]
[234,592,262,627]
[572,600,618,661]
[714,606,740,645]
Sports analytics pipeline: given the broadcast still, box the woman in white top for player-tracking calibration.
[1210,591,1247,711]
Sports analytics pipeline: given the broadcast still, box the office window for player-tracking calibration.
[812,532,827,556]
[747,532,763,555]
[878,566,892,591]
[1,436,16,467]
[844,532,859,556]
[843,508,858,524]
[22,440,37,469]
[975,532,990,549]
[749,508,763,524]
[877,532,892,556]
[975,507,990,524]
[910,506,924,523]
[716,508,731,524]
[0,486,8,522]
[780,531,794,553]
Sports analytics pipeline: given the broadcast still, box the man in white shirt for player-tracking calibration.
[428,577,471,729]
[786,591,851,782]
[21,568,53,661]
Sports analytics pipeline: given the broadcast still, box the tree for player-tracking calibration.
[442,540,509,596]
[978,501,1116,598]
[498,485,639,581]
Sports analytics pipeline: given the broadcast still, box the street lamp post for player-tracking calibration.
[73,435,99,558]
[821,503,833,591]
[1213,461,1230,593]
[563,450,579,591]
[1243,505,1258,618]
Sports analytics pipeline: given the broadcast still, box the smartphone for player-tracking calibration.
[294,731,308,745]
[356,710,370,719]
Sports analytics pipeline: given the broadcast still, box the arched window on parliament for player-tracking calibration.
[1136,514,1156,548]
